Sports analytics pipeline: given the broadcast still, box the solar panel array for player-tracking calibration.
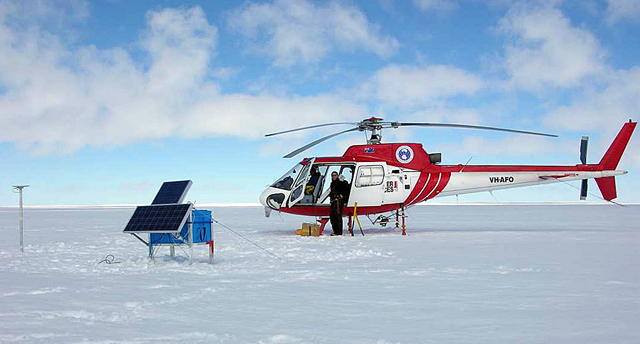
[123,204,192,233]
[151,180,192,205]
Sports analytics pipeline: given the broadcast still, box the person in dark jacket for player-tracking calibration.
[305,166,321,197]
[329,171,350,235]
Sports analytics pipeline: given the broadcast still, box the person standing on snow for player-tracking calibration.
[329,171,349,236]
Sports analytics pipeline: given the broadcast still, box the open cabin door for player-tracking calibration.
[288,158,316,207]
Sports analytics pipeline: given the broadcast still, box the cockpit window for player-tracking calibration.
[271,163,303,190]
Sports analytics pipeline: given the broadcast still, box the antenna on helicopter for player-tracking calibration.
[265,117,558,158]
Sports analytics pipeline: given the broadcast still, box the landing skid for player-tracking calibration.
[316,205,407,236]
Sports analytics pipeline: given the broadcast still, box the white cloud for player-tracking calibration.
[0,0,89,36]
[543,67,640,168]
[412,0,458,11]
[142,7,217,94]
[180,93,365,139]
[498,4,606,91]
[404,106,566,158]
[227,0,399,66]
[605,0,640,24]
[0,5,366,154]
[361,64,482,108]
[211,67,240,80]
[409,107,482,124]
[502,4,640,169]
[544,67,640,132]
[450,134,562,156]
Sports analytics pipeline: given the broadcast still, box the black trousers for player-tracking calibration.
[330,201,343,235]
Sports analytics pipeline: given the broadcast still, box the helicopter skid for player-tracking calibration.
[279,203,403,218]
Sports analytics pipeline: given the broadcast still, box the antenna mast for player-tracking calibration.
[12,185,29,253]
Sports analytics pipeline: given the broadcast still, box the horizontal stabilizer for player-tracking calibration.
[595,176,617,201]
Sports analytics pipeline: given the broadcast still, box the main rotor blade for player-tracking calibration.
[265,122,357,137]
[397,122,558,137]
[283,128,360,158]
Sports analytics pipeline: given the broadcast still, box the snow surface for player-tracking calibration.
[0,205,638,344]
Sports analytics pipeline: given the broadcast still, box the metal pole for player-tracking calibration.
[401,205,406,236]
[149,233,154,260]
[189,213,194,265]
[209,240,214,264]
[19,189,23,252]
[12,185,29,253]
[209,213,214,264]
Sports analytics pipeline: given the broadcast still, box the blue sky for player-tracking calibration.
[1,0,639,206]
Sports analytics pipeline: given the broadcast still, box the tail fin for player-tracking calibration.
[595,120,636,201]
[598,121,636,170]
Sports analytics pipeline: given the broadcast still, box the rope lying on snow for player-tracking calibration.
[98,254,120,264]
[212,218,282,261]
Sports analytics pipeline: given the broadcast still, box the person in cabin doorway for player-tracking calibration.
[305,166,321,197]
[329,171,349,236]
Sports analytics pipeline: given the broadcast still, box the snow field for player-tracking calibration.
[0,205,639,343]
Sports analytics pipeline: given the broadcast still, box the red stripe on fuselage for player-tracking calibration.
[404,171,429,204]
[411,172,439,205]
[408,171,451,204]
[428,171,451,200]
[438,164,602,173]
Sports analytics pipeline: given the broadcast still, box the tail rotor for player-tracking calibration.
[580,135,589,200]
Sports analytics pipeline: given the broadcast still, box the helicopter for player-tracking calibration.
[259,117,636,235]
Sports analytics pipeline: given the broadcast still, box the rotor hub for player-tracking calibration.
[357,117,399,144]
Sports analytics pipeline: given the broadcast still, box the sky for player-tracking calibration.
[1,0,639,206]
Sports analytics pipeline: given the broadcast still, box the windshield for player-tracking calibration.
[271,163,304,190]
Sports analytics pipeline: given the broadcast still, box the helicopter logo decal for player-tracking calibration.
[396,146,414,164]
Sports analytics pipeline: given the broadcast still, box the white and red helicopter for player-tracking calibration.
[259,117,636,235]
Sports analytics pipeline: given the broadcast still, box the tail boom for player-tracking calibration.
[434,121,635,201]
[437,169,625,198]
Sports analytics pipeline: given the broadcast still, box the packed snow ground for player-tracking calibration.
[0,205,638,344]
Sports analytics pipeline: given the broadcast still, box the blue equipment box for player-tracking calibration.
[149,209,212,245]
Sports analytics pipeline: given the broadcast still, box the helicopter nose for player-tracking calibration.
[259,188,269,207]
[259,187,287,210]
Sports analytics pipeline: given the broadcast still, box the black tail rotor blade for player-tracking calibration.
[580,179,588,200]
[283,128,359,158]
[580,136,589,200]
[580,136,588,164]
[397,122,558,137]
[265,122,357,137]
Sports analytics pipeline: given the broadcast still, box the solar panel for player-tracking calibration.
[123,203,192,233]
[151,180,192,205]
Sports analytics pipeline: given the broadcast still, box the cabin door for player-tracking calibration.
[288,158,316,207]
[347,164,386,207]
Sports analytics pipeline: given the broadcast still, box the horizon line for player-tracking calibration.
[0,200,637,209]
